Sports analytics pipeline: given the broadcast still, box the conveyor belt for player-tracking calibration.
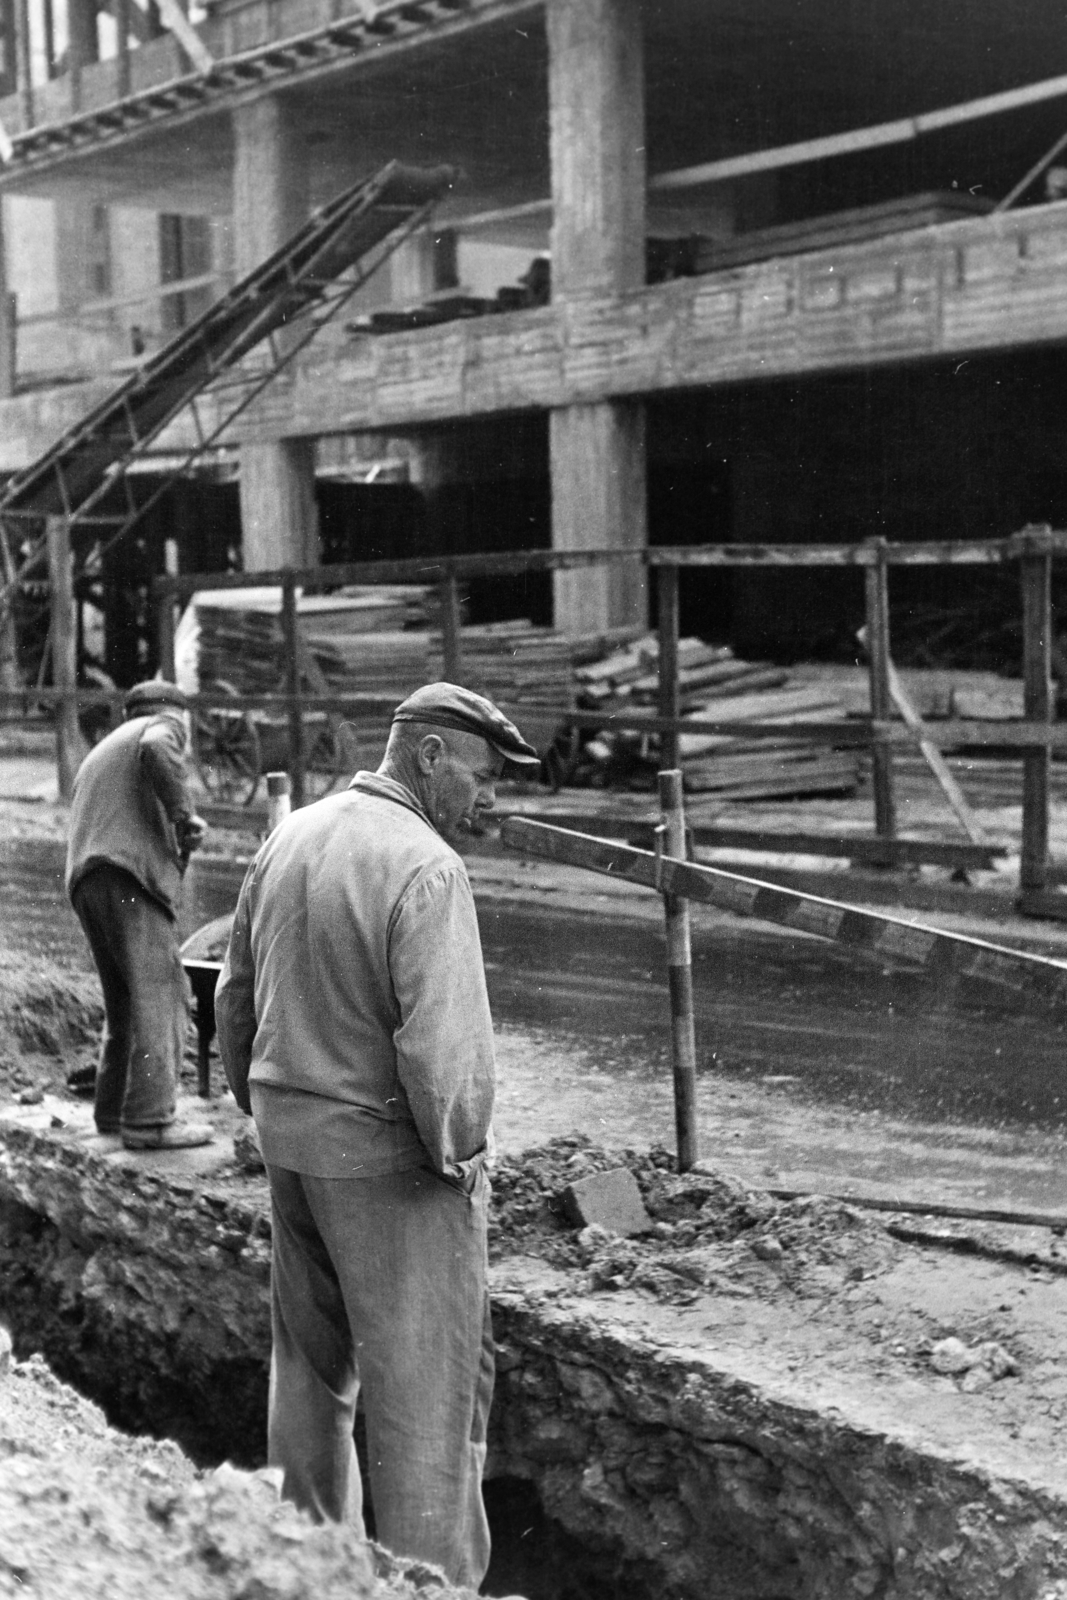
[0,158,453,590]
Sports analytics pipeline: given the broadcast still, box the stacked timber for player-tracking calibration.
[574,635,858,799]
[427,620,648,709]
[189,586,435,697]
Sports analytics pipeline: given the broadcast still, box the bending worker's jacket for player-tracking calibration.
[214,772,495,1185]
[66,711,198,915]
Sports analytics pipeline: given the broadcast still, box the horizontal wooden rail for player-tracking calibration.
[499,812,1007,871]
[7,687,1067,754]
[500,818,1067,1011]
[152,526,1067,602]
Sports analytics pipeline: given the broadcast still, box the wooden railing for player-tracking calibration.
[10,525,1067,912]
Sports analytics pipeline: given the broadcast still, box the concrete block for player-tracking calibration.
[561,1167,651,1236]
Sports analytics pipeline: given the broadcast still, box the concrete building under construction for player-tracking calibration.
[3,0,1067,672]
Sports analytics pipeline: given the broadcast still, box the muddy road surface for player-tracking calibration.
[4,834,1067,1214]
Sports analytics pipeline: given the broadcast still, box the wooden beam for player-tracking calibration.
[656,564,680,769]
[149,533,1067,598]
[45,515,87,800]
[1020,545,1053,894]
[153,0,214,73]
[280,570,306,808]
[863,541,896,857]
[499,813,1007,871]
[500,817,1067,1012]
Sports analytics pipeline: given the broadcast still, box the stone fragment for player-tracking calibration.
[233,1123,266,1174]
[930,1337,977,1375]
[751,1235,784,1262]
[16,1088,43,1106]
[561,1167,651,1236]
[960,1365,994,1393]
[975,1341,1019,1379]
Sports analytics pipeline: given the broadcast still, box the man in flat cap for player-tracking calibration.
[215,682,540,1589]
[66,679,212,1149]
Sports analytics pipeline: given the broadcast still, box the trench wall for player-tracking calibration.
[1,1120,1066,1600]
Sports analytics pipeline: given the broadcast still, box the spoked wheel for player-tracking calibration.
[303,715,344,802]
[542,724,580,791]
[193,684,262,806]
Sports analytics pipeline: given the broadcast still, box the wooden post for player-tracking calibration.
[440,572,463,684]
[266,770,292,834]
[658,768,699,1172]
[864,538,897,863]
[281,570,306,808]
[657,562,680,771]
[115,0,132,99]
[14,0,32,127]
[46,516,86,802]
[156,579,177,682]
[1020,533,1054,899]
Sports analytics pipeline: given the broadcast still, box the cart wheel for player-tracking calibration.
[194,696,262,806]
[542,724,580,791]
[303,718,343,801]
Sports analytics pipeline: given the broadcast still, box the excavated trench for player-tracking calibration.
[5,1101,1067,1600]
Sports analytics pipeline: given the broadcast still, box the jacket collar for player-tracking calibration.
[348,770,436,832]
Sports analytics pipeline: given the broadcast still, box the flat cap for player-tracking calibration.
[392,681,540,769]
[124,679,189,715]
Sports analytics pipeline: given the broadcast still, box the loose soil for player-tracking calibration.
[0,1344,479,1600]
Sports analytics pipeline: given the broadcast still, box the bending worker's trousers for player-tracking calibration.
[265,1161,495,1590]
[71,864,185,1133]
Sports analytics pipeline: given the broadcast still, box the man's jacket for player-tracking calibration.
[66,712,197,916]
[214,772,496,1185]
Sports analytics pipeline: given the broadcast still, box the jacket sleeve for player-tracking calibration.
[389,864,495,1183]
[138,715,196,826]
[215,866,258,1115]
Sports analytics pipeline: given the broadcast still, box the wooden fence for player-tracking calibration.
[10,523,1067,913]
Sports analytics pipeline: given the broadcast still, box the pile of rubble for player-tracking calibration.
[0,1339,481,1600]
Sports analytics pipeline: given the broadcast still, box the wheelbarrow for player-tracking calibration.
[180,912,235,1097]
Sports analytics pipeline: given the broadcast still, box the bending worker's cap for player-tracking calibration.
[124,679,189,715]
[393,681,541,770]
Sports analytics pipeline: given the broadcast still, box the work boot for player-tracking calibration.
[122,1118,214,1151]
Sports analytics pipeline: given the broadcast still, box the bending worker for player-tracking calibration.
[66,679,212,1150]
[215,681,540,1588]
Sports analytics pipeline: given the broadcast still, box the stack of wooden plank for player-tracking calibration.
[429,620,577,709]
[575,635,858,799]
[191,585,436,696]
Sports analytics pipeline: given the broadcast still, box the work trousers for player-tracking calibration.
[265,1161,494,1590]
[71,864,185,1132]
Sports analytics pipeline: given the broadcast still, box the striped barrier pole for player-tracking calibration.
[658,769,699,1171]
[499,816,1067,1013]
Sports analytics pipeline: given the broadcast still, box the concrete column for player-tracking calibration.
[550,404,647,634]
[546,0,648,635]
[232,95,319,574]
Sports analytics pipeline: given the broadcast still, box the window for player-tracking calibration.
[86,204,112,300]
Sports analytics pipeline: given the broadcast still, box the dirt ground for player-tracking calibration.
[485,1136,1067,1485]
[0,1343,482,1600]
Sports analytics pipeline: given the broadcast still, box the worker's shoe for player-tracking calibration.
[66,1064,97,1097]
[122,1118,214,1151]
